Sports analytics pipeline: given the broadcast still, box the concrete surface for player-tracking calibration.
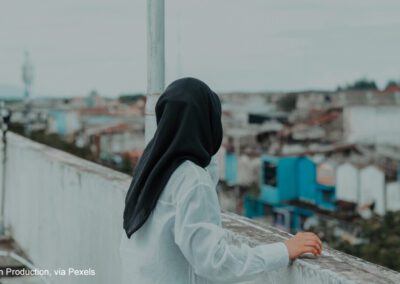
[1,133,400,284]
[0,277,44,284]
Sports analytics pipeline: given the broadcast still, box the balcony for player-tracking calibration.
[1,133,399,283]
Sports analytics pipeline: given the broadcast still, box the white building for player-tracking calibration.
[237,155,260,187]
[386,182,400,212]
[336,163,360,203]
[344,106,400,146]
[216,146,226,182]
[317,159,337,187]
[47,109,81,137]
[359,165,386,216]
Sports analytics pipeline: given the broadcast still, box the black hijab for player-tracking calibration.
[123,77,223,238]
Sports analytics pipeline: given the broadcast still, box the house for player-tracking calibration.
[359,165,386,216]
[336,163,360,204]
[258,155,336,210]
[344,106,400,147]
[224,152,238,186]
[386,182,400,212]
[259,155,297,205]
[315,159,337,211]
[47,109,80,137]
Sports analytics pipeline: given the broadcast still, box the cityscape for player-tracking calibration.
[2,52,400,274]
[1,0,400,283]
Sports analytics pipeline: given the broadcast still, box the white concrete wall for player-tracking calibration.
[4,133,129,284]
[237,155,260,187]
[2,133,400,284]
[336,163,359,203]
[344,106,400,146]
[216,146,226,181]
[359,166,386,216]
[386,182,400,212]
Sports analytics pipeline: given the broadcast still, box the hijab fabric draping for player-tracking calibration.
[123,77,223,238]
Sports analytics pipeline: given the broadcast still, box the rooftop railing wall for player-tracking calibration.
[2,133,400,284]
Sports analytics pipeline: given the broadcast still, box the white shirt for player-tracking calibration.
[119,157,290,284]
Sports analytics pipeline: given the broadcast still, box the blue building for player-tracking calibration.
[259,155,316,205]
[225,153,238,186]
[273,205,314,233]
[297,157,318,204]
[243,154,336,232]
[243,195,267,218]
[315,183,336,211]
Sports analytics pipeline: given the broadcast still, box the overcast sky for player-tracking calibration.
[1,0,400,97]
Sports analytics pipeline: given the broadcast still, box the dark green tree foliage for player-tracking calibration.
[338,78,378,91]
[335,211,400,272]
[118,94,145,105]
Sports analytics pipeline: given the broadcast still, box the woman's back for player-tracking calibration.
[120,160,219,284]
[120,159,291,284]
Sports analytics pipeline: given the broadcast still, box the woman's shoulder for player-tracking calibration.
[162,160,213,204]
[179,160,210,179]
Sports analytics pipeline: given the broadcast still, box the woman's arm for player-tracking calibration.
[174,182,290,283]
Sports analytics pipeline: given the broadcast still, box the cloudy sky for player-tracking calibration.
[1,0,400,97]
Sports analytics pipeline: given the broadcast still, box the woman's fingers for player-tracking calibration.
[302,245,319,256]
[304,243,321,254]
[304,240,322,251]
[288,231,323,259]
[303,233,322,245]
[304,232,321,241]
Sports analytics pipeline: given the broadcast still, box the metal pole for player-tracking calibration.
[234,136,240,213]
[0,101,10,235]
[145,0,165,144]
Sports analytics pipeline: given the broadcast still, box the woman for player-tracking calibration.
[120,77,322,284]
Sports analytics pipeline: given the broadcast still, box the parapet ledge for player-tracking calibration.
[222,212,400,284]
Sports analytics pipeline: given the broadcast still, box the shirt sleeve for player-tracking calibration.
[174,182,290,283]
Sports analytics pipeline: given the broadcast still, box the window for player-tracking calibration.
[262,161,277,186]
[322,191,332,202]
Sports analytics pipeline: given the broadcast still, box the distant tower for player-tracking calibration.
[22,51,34,99]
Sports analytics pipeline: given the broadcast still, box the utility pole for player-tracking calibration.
[22,51,34,136]
[145,0,165,144]
[0,101,11,236]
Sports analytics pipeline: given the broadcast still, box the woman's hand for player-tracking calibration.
[284,232,322,260]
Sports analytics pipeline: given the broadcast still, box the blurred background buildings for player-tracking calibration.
[1,0,400,282]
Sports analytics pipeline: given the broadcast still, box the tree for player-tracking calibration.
[334,211,400,272]
[338,78,378,91]
[385,80,400,90]
[118,93,145,105]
